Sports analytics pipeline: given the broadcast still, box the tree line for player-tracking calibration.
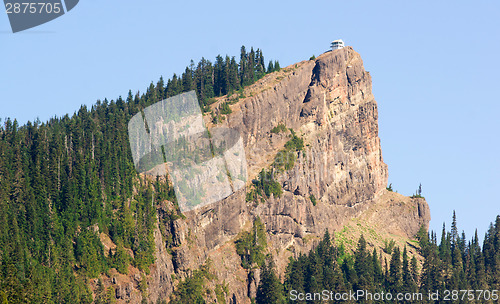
[154,45,280,111]
[0,46,278,303]
[255,212,500,303]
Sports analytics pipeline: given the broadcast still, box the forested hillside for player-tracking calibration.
[0,46,278,303]
[2,44,498,304]
[255,213,500,303]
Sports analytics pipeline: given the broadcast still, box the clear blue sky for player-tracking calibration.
[1,1,499,240]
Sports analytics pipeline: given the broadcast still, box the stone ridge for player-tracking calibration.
[111,47,431,303]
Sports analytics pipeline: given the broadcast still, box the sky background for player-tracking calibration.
[1,1,499,240]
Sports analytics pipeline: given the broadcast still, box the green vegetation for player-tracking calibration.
[383,238,396,254]
[215,283,228,304]
[284,130,304,151]
[109,240,130,274]
[309,194,317,206]
[272,129,304,172]
[270,123,287,134]
[74,229,108,278]
[238,88,246,99]
[235,217,267,269]
[266,60,281,74]
[219,102,232,115]
[0,103,172,302]
[0,46,276,303]
[255,213,500,303]
[411,183,424,198]
[256,256,285,304]
[94,280,116,304]
[309,55,316,60]
[211,110,222,124]
[246,169,282,202]
[187,46,274,108]
[169,263,214,304]
[386,183,393,192]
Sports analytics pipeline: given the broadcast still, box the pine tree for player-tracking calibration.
[267,61,274,74]
[421,242,442,293]
[239,46,247,87]
[274,60,280,71]
[388,247,402,293]
[451,210,459,247]
[256,257,284,304]
[318,231,336,291]
[284,256,305,297]
[304,250,323,293]
[354,235,373,291]
[402,247,416,294]
[182,66,194,93]
[410,256,418,288]
[113,240,129,274]
[372,248,383,288]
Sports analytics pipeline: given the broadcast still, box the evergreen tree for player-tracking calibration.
[267,61,274,74]
[256,257,284,304]
[353,235,373,291]
[410,256,419,289]
[388,246,402,293]
[372,248,383,289]
[451,210,459,247]
[274,60,281,71]
[402,246,417,294]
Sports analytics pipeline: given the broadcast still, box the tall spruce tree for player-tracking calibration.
[256,257,284,304]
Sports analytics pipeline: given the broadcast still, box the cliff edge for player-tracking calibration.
[109,47,431,303]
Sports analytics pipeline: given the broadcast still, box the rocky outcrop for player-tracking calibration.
[117,47,430,303]
[366,190,431,238]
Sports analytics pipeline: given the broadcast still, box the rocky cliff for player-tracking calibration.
[107,47,431,303]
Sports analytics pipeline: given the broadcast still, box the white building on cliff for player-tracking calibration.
[331,39,344,50]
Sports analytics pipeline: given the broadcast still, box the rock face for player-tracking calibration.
[138,47,430,303]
